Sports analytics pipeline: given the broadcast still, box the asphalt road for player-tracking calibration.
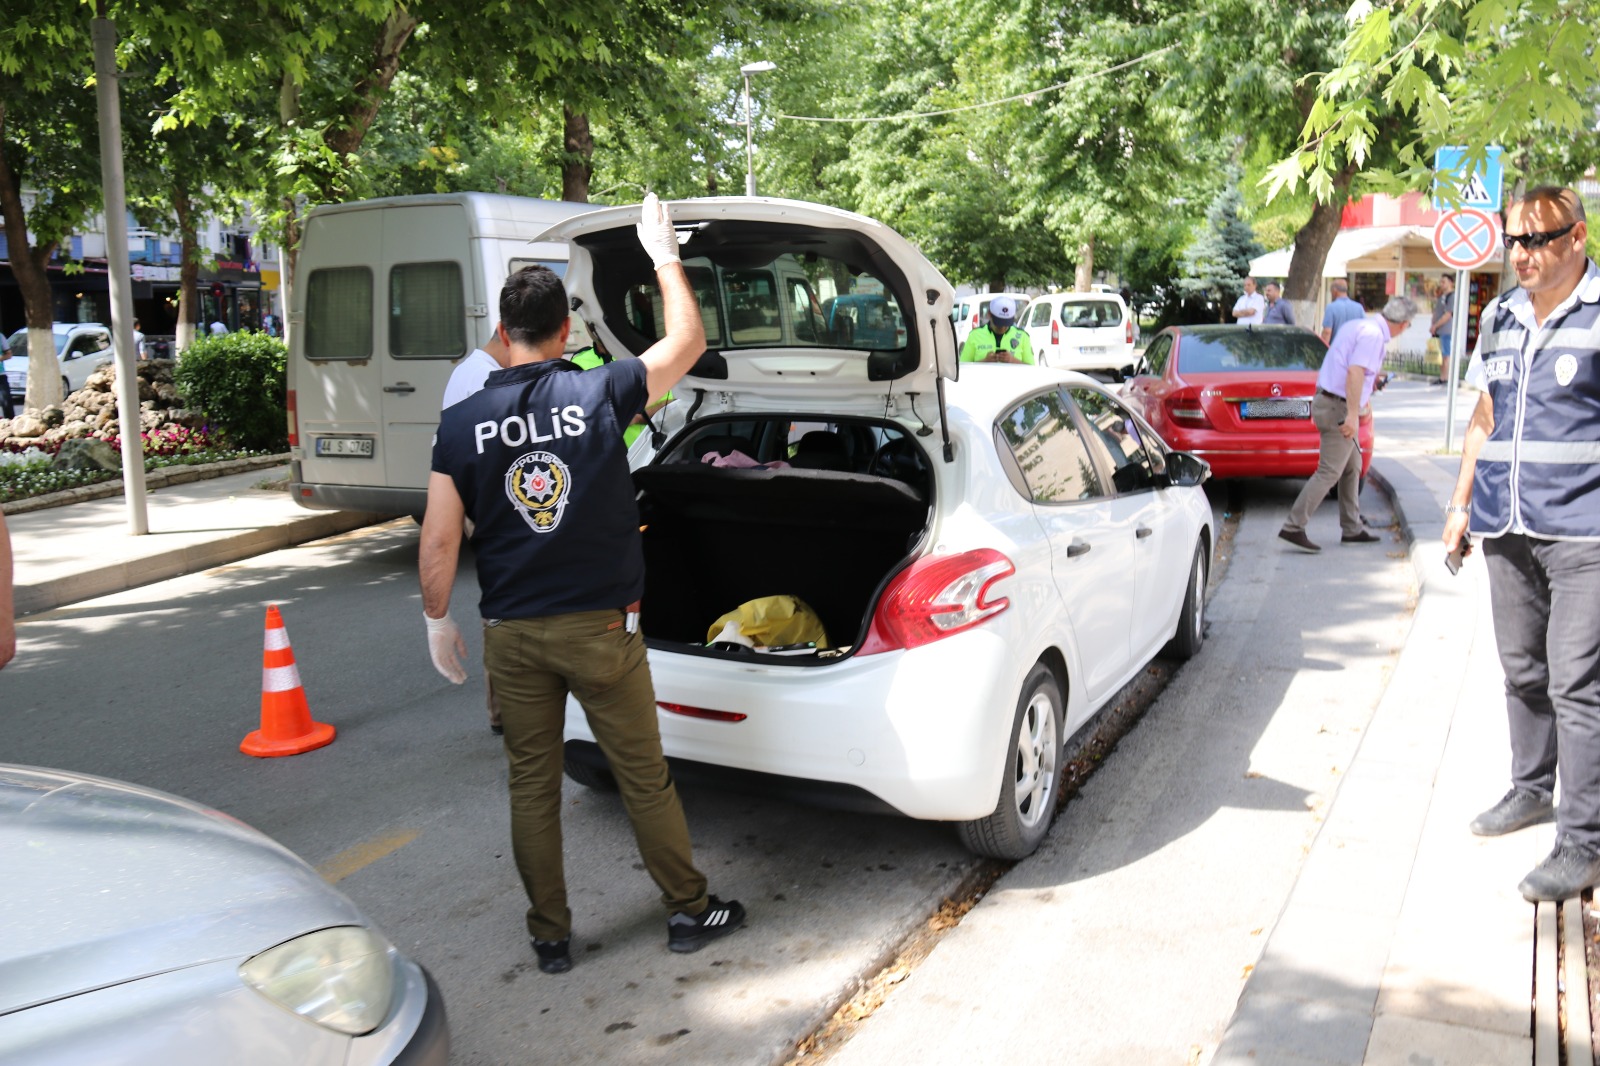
[0,474,1380,1066]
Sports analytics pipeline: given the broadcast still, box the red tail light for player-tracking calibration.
[859,549,1015,654]
[286,389,298,447]
[659,702,747,723]
[1051,319,1059,345]
[971,311,980,330]
[1125,317,1134,345]
[1164,388,1209,427]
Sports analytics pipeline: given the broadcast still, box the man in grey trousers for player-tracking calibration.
[1279,295,1416,552]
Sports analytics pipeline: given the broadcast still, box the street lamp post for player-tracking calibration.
[740,60,776,196]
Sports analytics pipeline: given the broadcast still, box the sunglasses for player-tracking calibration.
[1502,222,1576,251]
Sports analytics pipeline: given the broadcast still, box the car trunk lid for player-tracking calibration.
[539,198,958,422]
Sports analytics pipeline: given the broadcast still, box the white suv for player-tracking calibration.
[538,200,1214,859]
[1023,292,1136,379]
[4,323,114,403]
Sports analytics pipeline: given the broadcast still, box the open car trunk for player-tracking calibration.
[633,424,933,659]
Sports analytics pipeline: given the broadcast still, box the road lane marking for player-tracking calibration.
[316,828,420,884]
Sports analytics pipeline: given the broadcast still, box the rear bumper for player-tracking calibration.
[288,480,417,517]
[1162,430,1374,479]
[563,630,1023,822]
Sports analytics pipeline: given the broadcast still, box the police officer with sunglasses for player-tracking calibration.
[1445,185,1600,902]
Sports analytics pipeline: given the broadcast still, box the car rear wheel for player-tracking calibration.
[60,375,71,398]
[1162,540,1207,661]
[958,662,1063,860]
[563,755,619,793]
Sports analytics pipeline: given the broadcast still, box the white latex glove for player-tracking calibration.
[424,610,468,684]
[636,192,680,270]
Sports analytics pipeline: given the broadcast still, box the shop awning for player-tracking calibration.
[1251,225,1434,279]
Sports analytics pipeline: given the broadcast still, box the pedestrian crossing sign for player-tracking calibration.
[1432,147,1504,213]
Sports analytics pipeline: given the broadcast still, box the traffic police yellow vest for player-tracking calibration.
[960,324,1035,365]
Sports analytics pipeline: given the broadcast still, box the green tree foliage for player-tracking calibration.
[1178,174,1263,321]
[0,0,108,410]
[173,331,288,450]
[1277,0,1600,203]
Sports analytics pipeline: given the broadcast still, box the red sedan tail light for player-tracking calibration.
[859,549,1015,654]
[1164,387,1210,428]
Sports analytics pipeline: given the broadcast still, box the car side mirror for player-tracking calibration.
[1165,450,1210,487]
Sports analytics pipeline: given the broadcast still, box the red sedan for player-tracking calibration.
[1122,324,1374,479]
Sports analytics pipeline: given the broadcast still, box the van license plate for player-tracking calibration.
[1077,346,1106,355]
[315,436,374,457]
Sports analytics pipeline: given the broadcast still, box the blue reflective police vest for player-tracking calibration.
[1470,261,1600,541]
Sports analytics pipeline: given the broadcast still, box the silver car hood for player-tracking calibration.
[0,765,365,1015]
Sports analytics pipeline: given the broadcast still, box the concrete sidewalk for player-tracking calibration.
[5,464,388,617]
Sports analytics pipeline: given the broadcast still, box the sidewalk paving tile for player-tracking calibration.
[1364,1015,1530,1065]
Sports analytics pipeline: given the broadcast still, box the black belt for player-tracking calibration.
[1317,388,1346,402]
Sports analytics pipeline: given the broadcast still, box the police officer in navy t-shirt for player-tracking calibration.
[418,194,745,973]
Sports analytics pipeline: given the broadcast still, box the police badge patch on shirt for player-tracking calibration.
[1556,353,1579,387]
[505,451,571,532]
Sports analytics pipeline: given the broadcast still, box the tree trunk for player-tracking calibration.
[0,101,65,411]
[1075,236,1096,292]
[1285,163,1357,305]
[173,186,199,353]
[321,9,418,186]
[986,276,1005,293]
[561,106,593,203]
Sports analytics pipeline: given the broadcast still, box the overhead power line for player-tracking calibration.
[774,44,1179,125]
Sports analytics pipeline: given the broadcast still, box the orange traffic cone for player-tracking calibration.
[241,605,335,757]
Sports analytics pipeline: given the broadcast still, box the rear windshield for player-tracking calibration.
[622,254,905,352]
[1175,330,1327,373]
[1059,300,1123,327]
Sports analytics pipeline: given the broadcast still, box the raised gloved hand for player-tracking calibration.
[424,610,467,684]
[636,191,681,270]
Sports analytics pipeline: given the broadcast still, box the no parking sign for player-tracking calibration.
[1433,209,1501,271]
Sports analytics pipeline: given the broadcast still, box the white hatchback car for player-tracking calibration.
[1023,292,1137,378]
[543,200,1213,859]
[953,291,1031,348]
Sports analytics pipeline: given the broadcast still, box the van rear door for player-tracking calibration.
[379,204,475,488]
[294,205,385,500]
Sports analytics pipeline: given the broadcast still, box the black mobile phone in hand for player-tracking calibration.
[1446,533,1473,576]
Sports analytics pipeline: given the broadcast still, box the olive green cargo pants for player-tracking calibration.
[482,610,708,942]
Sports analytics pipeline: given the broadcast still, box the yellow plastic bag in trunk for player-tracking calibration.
[707,596,831,649]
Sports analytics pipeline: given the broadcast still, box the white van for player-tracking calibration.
[287,193,596,516]
[1022,290,1136,379]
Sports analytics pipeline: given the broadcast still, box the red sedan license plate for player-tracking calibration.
[1241,399,1310,420]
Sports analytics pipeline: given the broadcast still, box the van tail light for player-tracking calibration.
[1125,317,1134,345]
[971,311,980,330]
[1164,387,1210,427]
[1050,319,1059,345]
[859,549,1015,654]
[287,389,298,448]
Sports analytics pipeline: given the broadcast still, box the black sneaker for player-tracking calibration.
[667,895,746,954]
[531,937,571,974]
[1518,838,1600,902]
[1469,787,1553,837]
